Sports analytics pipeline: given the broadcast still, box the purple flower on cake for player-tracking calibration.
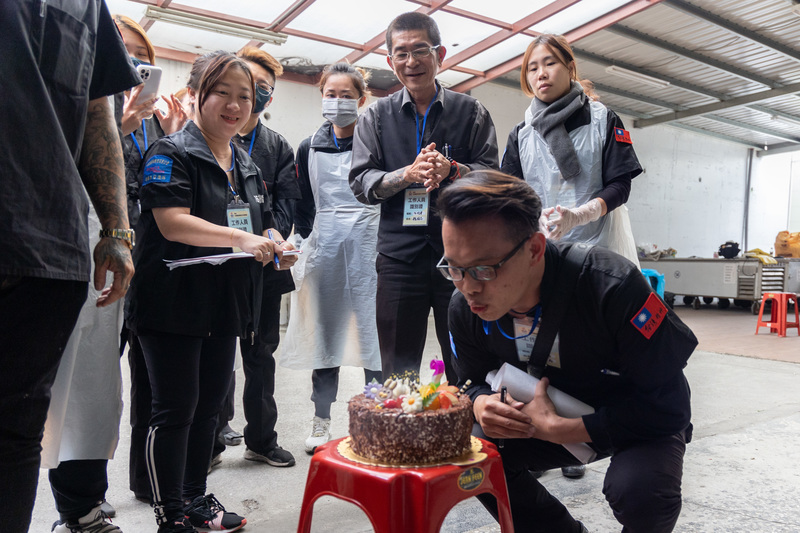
[363,380,382,400]
[430,359,445,385]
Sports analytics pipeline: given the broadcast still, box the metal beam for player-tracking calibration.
[592,82,685,111]
[606,25,779,88]
[562,0,667,43]
[440,0,581,73]
[746,105,800,126]
[668,123,763,149]
[756,142,800,157]
[450,0,666,93]
[152,45,198,64]
[634,82,800,127]
[704,114,800,144]
[575,48,727,100]
[270,0,317,32]
[664,0,800,63]
[341,0,453,64]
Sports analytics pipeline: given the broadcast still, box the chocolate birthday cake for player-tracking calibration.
[347,361,473,465]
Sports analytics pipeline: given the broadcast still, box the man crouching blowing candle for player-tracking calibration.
[437,170,696,533]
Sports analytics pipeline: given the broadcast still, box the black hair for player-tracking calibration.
[385,12,442,53]
[437,170,542,243]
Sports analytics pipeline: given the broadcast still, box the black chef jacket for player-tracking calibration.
[449,241,696,453]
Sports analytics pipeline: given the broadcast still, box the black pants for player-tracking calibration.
[139,331,235,522]
[0,276,87,533]
[473,424,687,533]
[213,292,282,458]
[375,249,456,382]
[310,367,383,419]
[127,330,153,500]
[49,459,108,521]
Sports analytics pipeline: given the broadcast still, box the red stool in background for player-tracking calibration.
[755,292,800,337]
[297,437,514,533]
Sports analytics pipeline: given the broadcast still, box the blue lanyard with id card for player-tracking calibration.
[483,305,542,362]
[403,85,440,228]
[224,146,253,252]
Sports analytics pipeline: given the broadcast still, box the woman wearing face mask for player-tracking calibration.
[502,34,642,267]
[282,63,382,454]
[125,52,296,533]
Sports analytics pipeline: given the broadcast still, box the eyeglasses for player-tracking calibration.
[389,45,440,64]
[256,81,274,99]
[437,236,531,282]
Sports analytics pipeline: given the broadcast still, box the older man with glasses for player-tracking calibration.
[439,170,696,533]
[349,11,498,383]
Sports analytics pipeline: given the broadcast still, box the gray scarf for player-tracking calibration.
[527,81,586,181]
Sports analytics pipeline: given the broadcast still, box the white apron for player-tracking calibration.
[519,99,639,267]
[281,141,381,371]
[40,204,124,469]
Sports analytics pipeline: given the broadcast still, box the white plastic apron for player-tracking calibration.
[40,204,123,469]
[519,100,639,267]
[281,143,381,370]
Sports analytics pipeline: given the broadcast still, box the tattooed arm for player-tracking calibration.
[79,96,134,307]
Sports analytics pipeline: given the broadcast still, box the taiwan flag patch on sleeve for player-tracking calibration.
[630,293,668,339]
[614,127,632,144]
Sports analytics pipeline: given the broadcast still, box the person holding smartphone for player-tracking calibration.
[125,52,296,533]
[282,63,383,454]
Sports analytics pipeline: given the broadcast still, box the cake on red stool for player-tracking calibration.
[296,361,514,533]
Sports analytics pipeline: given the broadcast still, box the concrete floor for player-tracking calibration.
[29,302,800,532]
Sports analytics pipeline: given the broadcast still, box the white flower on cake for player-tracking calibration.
[401,392,424,413]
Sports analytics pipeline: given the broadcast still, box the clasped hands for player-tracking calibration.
[403,142,451,192]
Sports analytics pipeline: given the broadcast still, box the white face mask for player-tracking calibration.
[322,98,359,128]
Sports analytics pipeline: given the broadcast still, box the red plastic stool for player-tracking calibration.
[297,437,514,533]
[755,292,800,337]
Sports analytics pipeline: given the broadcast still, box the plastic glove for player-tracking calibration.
[548,198,602,241]
[538,208,554,239]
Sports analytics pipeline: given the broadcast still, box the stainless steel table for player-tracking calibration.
[640,257,800,313]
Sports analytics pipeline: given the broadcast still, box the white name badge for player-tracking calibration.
[403,188,429,226]
[227,202,252,252]
[547,334,562,369]
[514,317,537,362]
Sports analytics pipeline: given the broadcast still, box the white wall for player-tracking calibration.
[621,122,749,258]
[748,151,800,252]
[158,58,799,258]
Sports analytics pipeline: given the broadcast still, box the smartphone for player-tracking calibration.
[134,64,162,105]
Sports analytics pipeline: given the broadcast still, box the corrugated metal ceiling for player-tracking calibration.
[106,0,800,155]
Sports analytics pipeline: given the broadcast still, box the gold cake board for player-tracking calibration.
[337,436,487,469]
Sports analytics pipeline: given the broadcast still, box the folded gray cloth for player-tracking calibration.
[528,81,586,180]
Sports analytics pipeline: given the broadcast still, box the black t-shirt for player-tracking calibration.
[0,0,140,281]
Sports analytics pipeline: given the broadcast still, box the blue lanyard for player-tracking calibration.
[482,305,542,340]
[247,125,257,156]
[331,124,339,150]
[225,141,237,199]
[414,84,439,155]
[129,119,148,158]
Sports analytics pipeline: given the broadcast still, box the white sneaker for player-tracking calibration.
[304,416,331,454]
[51,504,121,532]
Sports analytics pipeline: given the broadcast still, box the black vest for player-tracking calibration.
[374,88,486,262]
